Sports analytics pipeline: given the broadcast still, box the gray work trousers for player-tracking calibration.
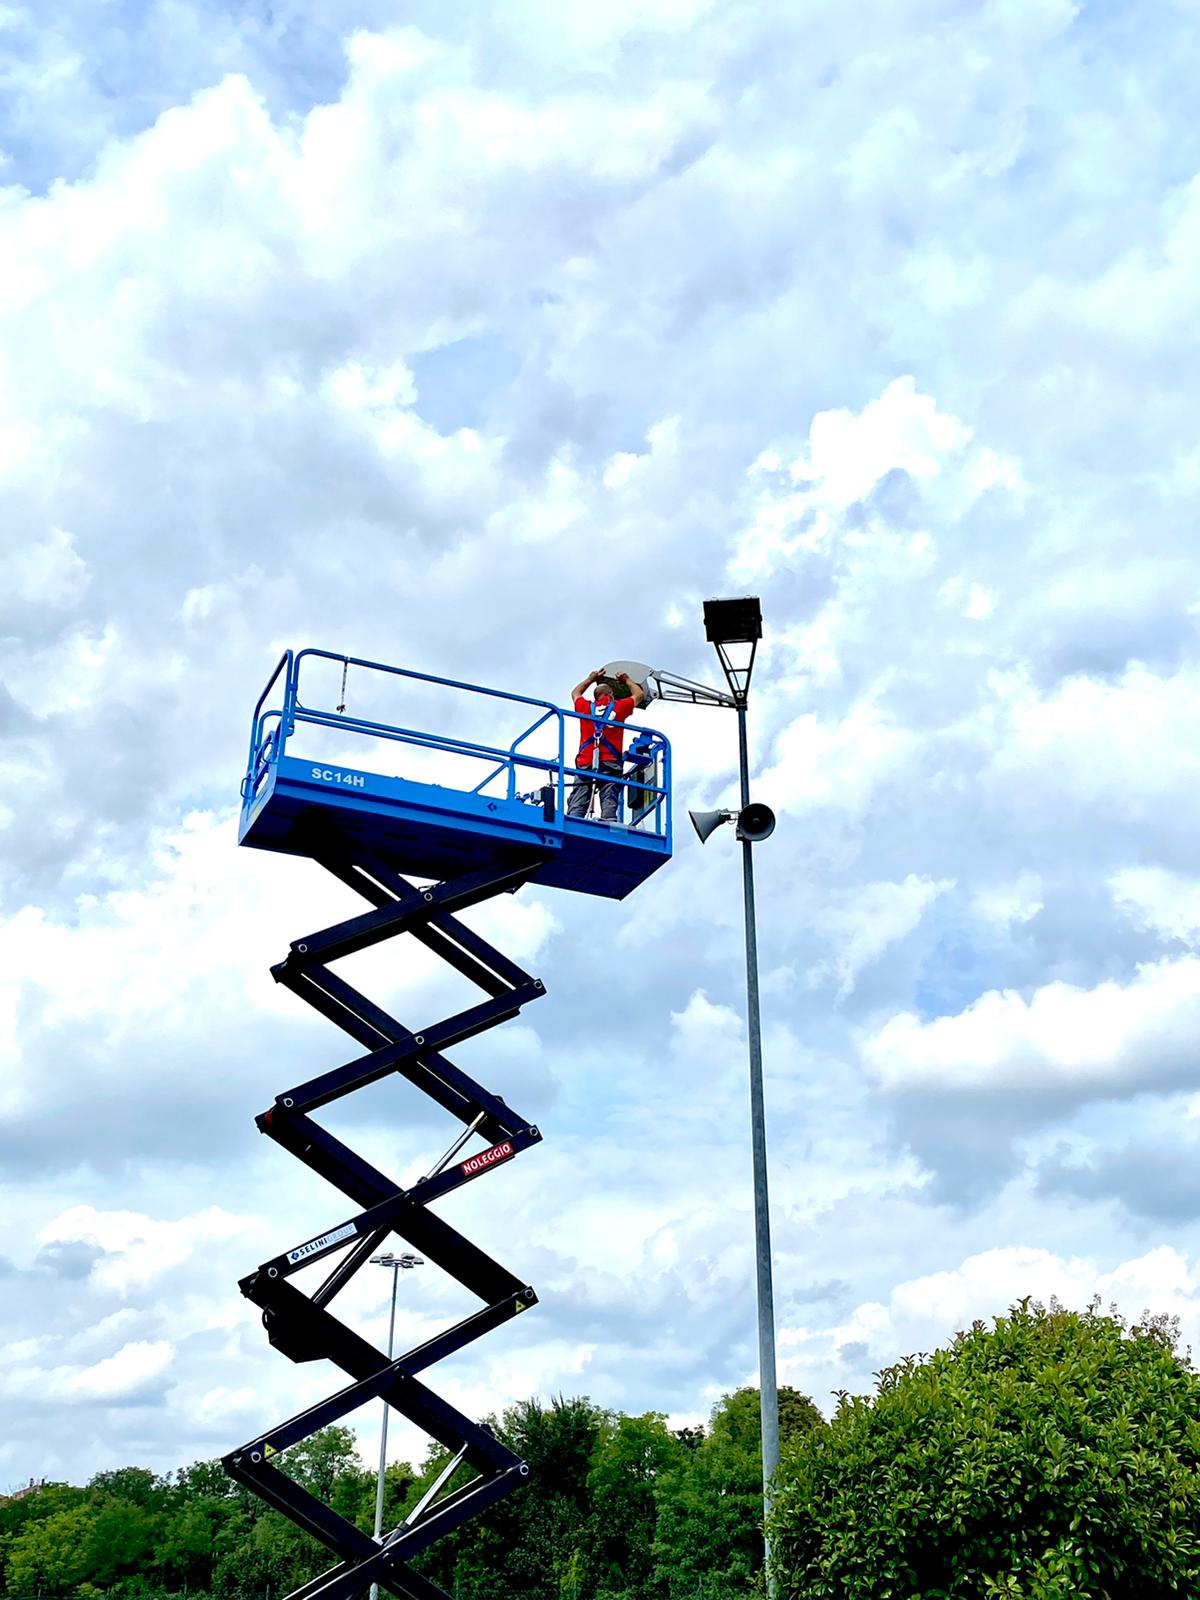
[568,760,623,821]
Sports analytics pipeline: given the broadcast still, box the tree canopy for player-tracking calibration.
[410,1386,815,1599]
[769,1298,1200,1599]
[5,1307,1198,1600]
[0,1387,800,1600]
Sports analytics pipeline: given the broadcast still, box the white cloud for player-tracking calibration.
[327,358,417,413]
[863,956,1200,1102]
[812,874,954,998]
[972,872,1043,928]
[987,664,1200,815]
[72,1340,176,1399]
[669,987,743,1060]
[4,527,88,610]
[38,1204,254,1293]
[760,699,917,817]
[729,378,1023,583]
[0,1339,175,1403]
[1111,866,1200,946]
[781,1242,1199,1403]
[4,0,1200,1484]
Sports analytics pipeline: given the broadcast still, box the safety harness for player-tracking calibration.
[579,696,623,769]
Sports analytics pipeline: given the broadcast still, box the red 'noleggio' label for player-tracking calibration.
[461,1141,514,1177]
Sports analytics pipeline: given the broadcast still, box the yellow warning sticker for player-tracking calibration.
[263,1444,276,1458]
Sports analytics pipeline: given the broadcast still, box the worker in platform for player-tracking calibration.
[568,668,645,821]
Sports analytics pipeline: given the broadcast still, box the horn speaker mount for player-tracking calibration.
[688,803,776,845]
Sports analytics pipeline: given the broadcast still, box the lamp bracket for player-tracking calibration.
[645,668,738,710]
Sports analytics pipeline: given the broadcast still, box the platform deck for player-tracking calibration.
[241,753,669,900]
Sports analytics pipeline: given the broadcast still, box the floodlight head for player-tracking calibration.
[689,807,736,844]
[703,597,762,646]
[703,596,762,705]
[735,802,775,842]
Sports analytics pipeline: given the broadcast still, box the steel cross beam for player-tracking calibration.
[223,848,548,1600]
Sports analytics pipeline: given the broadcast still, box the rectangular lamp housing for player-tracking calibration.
[703,596,763,645]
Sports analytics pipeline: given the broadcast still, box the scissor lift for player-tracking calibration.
[223,649,672,1600]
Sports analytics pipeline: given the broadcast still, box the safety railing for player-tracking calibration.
[241,648,671,843]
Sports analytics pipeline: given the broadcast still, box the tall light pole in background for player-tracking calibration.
[369,1251,424,1600]
[629,598,780,1594]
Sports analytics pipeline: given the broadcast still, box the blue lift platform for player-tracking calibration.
[240,648,672,900]
[224,649,672,1600]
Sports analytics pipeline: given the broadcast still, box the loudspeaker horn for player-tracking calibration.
[689,808,735,844]
[735,802,776,842]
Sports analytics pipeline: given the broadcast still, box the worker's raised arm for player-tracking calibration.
[616,671,645,707]
[571,668,603,701]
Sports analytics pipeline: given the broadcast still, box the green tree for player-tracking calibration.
[278,1425,364,1505]
[347,1455,419,1540]
[206,1426,380,1598]
[770,1298,1200,1599]
[418,1395,608,1599]
[67,1465,173,1589]
[173,1456,239,1502]
[588,1411,687,1600]
[655,1386,823,1600]
[211,1506,321,1599]
[152,1499,219,1587]
[5,1503,100,1595]
[155,1457,248,1589]
[0,1482,89,1591]
[87,1467,168,1509]
[84,1497,162,1584]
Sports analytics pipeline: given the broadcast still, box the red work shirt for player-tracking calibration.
[575,696,635,767]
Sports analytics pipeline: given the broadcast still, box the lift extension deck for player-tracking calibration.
[224,649,673,1600]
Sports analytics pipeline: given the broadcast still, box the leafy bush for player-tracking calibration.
[769,1298,1200,1599]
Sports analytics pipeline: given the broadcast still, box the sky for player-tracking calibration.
[4,0,1200,1492]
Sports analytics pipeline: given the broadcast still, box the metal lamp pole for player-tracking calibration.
[650,597,779,1595]
[369,1251,423,1600]
[734,698,780,1581]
